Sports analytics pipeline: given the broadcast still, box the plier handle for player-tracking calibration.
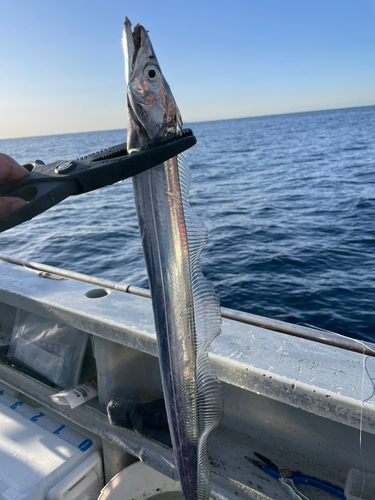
[245,453,345,500]
[0,129,196,233]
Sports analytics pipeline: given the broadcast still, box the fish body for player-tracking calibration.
[123,19,222,500]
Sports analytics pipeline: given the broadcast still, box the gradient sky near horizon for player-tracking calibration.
[1,0,374,139]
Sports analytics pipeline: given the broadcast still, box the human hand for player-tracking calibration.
[0,153,29,217]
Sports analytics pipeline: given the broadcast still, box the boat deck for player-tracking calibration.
[0,260,374,499]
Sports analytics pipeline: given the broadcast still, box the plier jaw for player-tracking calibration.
[244,454,281,481]
[245,453,345,500]
[0,129,196,233]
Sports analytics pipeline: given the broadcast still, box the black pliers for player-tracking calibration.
[0,129,196,233]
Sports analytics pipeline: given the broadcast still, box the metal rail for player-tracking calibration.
[1,253,374,357]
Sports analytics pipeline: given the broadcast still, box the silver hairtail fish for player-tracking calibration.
[123,18,223,500]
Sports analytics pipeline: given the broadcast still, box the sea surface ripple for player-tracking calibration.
[0,106,374,341]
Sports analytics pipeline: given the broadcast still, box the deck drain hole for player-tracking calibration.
[85,288,109,299]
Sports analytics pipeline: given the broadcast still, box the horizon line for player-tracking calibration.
[1,103,374,142]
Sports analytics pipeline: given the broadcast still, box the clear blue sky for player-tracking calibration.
[1,0,374,139]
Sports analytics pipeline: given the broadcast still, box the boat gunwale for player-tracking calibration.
[0,253,373,358]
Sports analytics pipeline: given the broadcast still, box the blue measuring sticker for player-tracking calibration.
[0,389,92,452]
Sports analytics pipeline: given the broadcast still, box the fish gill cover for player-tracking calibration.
[123,17,223,500]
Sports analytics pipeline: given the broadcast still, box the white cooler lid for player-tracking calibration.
[0,394,92,500]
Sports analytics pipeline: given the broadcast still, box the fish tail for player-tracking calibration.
[178,154,223,500]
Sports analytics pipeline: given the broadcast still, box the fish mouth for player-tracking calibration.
[123,18,153,81]
[123,17,183,146]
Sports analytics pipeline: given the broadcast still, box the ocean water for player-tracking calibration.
[0,106,374,341]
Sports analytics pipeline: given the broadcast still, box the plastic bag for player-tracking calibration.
[8,309,89,389]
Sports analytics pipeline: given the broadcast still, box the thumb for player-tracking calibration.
[0,153,29,183]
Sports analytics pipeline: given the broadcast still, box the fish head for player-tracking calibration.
[123,18,182,150]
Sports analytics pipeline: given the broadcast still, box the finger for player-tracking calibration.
[0,196,27,217]
[0,153,29,183]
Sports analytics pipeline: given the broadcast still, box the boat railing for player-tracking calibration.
[0,253,373,357]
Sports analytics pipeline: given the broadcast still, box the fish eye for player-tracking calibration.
[144,64,160,82]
